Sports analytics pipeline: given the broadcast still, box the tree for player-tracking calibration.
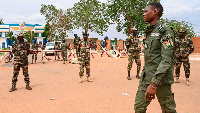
[161,18,195,37]
[67,0,110,35]
[6,31,17,41]
[43,23,50,39]
[0,18,3,25]
[57,9,73,39]
[107,0,160,36]
[24,31,37,43]
[40,4,59,41]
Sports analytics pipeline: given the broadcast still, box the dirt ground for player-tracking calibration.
[0,52,200,113]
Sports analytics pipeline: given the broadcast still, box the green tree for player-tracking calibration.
[107,0,160,36]
[6,31,17,41]
[40,4,59,41]
[0,18,3,25]
[43,23,50,39]
[67,0,110,35]
[57,9,73,39]
[161,18,195,37]
[24,31,37,43]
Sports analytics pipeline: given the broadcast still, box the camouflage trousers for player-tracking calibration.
[32,53,37,61]
[75,46,80,57]
[175,57,190,78]
[62,51,67,61]
[127,54,141,75]
[54,52,60,59]
[12,64,30,87]
[79,58,90,77]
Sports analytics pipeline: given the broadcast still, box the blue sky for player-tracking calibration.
[0,0,199,40]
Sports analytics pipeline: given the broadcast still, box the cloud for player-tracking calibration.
[194,7,200,11]
[162,0,193,16]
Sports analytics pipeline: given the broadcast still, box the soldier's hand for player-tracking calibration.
[145,83,157,101]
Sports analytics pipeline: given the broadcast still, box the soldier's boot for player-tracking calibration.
[35,60,36,64]
[55,56,56,60]
[136,71,140,79]
[32,59,33,64]
[186,78,190,86]
[9,84,17,92]
[63,60,65,64]
[87,74,93,82]
[174,77,180,83]
[127,71,132,80]
[26,84,32,90]
[78,77,83,83]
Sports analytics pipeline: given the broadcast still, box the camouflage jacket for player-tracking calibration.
[126,35,141,55]
[12,40,30,65]
[74,37,81,47]
[175,37,194,58]
[54,44,60,50]
[32,43,38,50]
[142,21,175,85]
[79,41,91,60]
[61,43,68,53]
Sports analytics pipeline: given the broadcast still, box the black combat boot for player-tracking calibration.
[127,71,132,80]
[9,78,17,92]
[136,71,140,79]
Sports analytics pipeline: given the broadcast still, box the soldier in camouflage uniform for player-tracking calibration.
[126,28,141,80]
[174,30,194,86]
[54,41,60,60]
[93,41,97,51]
[9,33,32,92]
[32,40,38,64]
[74,34,81,57]
[78,33,93,83]
[61,39,68,64]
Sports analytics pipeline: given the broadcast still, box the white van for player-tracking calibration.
[45,42,55,55]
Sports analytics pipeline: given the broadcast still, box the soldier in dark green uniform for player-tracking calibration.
[54,41,60,60]
[9,33,32,92]
[73,34,81,57]
[134,2,177,113]
[126,28,141,80]
[61,39,68,64]
[174,30,194,86]
[32,40,38,64]
[78,33,93,83]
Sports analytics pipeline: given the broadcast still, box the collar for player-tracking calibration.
[146,21,161,33]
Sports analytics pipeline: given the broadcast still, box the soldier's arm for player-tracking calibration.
[188,38,194,54]
[27,43,30,55]
[126,37,131,49]
[11,43,16,54]
[151,27,175,85]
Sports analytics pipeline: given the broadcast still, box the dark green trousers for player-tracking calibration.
[134,80,177,113]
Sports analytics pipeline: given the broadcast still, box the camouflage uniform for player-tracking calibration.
[126,32,141,80]
[93,41,97,51]
[78,40,91,77]
[10,38,32,92]
[32,42,38,63]
[54,42,60,60]
[174,34,194,84]
[61,42,68,64]
[74,36,81,57]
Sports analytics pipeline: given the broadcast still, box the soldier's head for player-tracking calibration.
[131,28,138,37]
[179,29,186,38]
[143,2,163,24]
[83,33,89,41]
[74,34,77,38]
[62,39,65,43]
[17,33,24,42]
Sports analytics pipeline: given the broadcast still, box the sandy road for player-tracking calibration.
[0,52,200,113]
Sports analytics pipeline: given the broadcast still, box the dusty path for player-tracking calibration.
[0,52,200,113]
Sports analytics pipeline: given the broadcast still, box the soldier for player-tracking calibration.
[32,40,38,64]
[126,28,141,80]
[61,39,68,64]
[174,30,194,86]
[73,34,81,57]
[93,41,97,51]
[9,33,32,92]
[54,41,60,60]
[134,2,177,113]
[78,33,93,83]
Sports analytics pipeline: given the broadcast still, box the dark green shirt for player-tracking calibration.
[142,21,175,85]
